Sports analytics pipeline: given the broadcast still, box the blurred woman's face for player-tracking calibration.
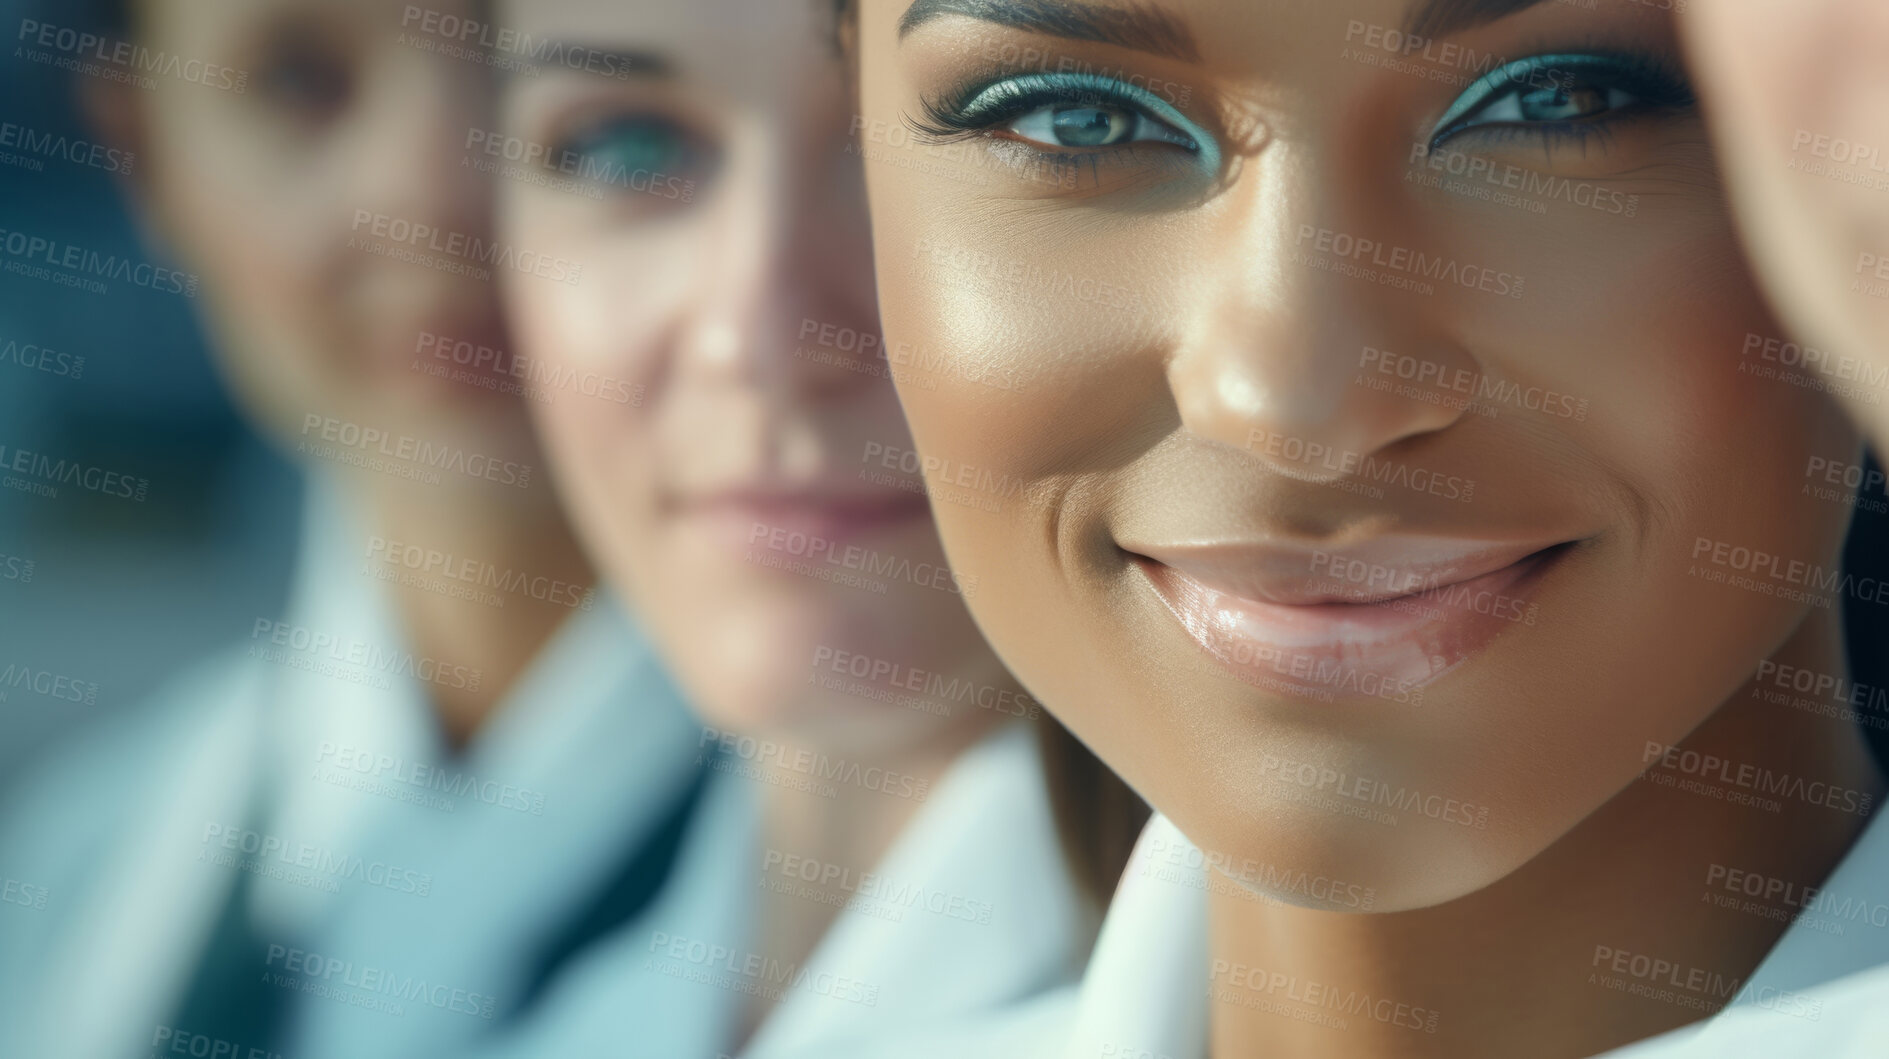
[118,0,528,453]
[855,0,1864,908]
[498,0,1012,754]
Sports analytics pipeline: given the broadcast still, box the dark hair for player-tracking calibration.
[1037,716,1150,909]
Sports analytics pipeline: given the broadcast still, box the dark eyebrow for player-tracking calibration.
[507,43,673,81]
[1405,0,1555,40]
[898,0,1201,63]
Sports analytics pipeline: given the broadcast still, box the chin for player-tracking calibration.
[1168,787,1529,915]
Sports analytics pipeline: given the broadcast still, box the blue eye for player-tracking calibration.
[561,116,683,173]
[1428,52,1694,149]
[913,71,1222,174]
[553,114,706,191]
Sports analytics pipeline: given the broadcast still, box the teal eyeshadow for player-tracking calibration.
[962,71,1223,175]
[1429,53,1626,144]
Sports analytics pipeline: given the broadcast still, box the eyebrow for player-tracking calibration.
[1405,0,1555,40]
[895,0,1558,61]
[515,43,673,81]
[897,0,1201,63]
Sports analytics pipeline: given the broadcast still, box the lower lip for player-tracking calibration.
[1136,548,1560,702]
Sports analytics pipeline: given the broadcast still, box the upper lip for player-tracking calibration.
[1127,535,1570,606]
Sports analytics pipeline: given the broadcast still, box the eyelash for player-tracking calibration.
[907,71,1219,172]
[907,47,1695,180]
[1427,49,1696,151]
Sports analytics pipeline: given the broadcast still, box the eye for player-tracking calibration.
[912,72,1222,173]
[1428,52,1695,149]
[254,35,354,123]
[1007,102,1197,150]
[561,116,686,175]
[551,113,713,195]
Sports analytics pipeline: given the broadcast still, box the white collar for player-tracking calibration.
[1071,808,1889,1059]
[745,721,1093,1058]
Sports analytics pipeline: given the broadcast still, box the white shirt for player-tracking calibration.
[1064,811,1889,1059]
[463,720,1094,1059]
[0,476,699,1059]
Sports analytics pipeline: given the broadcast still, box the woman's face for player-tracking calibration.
[499,0,1012,754]
[855,0,1863,908]
[116,0,529,454]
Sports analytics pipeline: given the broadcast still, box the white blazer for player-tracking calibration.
[1063,812,1889,1059]
[0,476,700,1059]
[458,719,1095,1059]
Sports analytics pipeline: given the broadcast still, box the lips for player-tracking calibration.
[1130,536,1570,700]
[679,484,934,553]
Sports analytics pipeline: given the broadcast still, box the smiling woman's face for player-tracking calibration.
[855,0,1864,909]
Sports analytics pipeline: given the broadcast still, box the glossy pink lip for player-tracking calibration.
[1130,537,1569,702]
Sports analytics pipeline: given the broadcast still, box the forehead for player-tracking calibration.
[496,0,839,93]
[876,0,1572,70]
[141,0,475,36]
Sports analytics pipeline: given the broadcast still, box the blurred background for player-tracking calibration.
[0,0,299,785]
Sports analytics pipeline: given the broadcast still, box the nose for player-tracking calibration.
[675,101,880,395]
[1167,171,1472,481]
